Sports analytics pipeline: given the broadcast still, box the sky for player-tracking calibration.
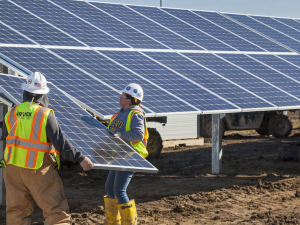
[92,0,300,19]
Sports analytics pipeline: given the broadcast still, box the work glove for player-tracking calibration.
[114,132,121,138]
[0,159,6,168]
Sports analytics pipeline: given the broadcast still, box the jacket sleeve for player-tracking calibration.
[46,112,85,163]
[1,121,8,140]
[119,113,144,143]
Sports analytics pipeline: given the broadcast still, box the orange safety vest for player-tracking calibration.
[4,102,60,169]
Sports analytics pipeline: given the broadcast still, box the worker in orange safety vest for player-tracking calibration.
[1,72,94,225]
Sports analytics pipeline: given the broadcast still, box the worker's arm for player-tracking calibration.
[118,113,144,142]
[46,112,86,163]
[1,121,7,140]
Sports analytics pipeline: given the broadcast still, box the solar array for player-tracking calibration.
[1,0,300,120]
[0,74,158,173]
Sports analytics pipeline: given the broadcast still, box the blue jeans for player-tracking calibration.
[105,170,135,204]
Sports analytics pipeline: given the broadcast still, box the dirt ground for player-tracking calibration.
[1,111,300,225]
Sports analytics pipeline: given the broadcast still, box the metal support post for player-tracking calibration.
[0,104,7,205]
[212,114,223,174]
[160,0,162,7]
[197,114,203,137]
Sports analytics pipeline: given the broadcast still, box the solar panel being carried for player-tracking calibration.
[0,73,158,173]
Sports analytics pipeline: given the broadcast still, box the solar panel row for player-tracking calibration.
[1,0,300,118]
[0,0,295,52]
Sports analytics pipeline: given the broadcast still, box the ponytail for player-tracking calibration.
[126,94,142,108]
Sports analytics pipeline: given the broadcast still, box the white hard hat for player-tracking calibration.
[122,83,143,101]
[21,72,49,94]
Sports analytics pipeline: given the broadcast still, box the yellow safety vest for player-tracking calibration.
[4,102,60,169]
[108,110,149,158]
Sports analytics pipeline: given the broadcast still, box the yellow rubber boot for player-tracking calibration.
[103,196,121,225]
[117,200,137,225]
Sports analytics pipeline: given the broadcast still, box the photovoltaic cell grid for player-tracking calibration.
[0,23,34,45]
[0,1,83,47]
[101,50,237,111]
[184,53,300,107]
[0,46,199,115]
[250,16,300,43]
[128,5,235,51]
[195,11,290,52]
[144,52,278,109]
[249,54,300,83]
[90,2,202,50]
[219,54,300,106]
[51,0,167,49]
[225,14,300,52]
[279,55,300,67]
[163,8,264,52]
[50,48,197,113]
[13,0,128,48]
[0,47,124,116]
[0,74,158,173]
[275,18,300,33]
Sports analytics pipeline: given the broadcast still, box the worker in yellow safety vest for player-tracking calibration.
[104,83,148,225]
[1,72,94,225]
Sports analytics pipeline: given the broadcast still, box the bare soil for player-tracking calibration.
[1,111,300,225]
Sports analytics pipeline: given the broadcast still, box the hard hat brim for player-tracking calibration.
[120,90,143,102]
[21,82,50,94]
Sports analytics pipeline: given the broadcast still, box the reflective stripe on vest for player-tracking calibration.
[126,110,149,158]
[107,113,118,129]
[108,109,149,158]
[4,103,59,169]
